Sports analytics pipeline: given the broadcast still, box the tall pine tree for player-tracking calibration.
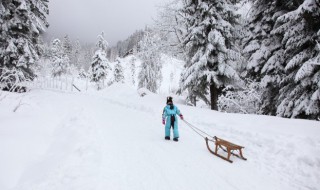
[114,59,124,83]
[242,0,301,115]
[244,0,319,119]
[62,35,73,63]
[273,0,320,119]
[179,0,242,110]
[90,32,111,90]
[51,39,69,77]
[0,0,49,90]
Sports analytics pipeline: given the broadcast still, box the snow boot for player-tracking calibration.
[173,137,179,142]
[165,136,170,140]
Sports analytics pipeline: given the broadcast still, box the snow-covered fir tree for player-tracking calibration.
[179,0,242,110]
[138,31,162,93]
[243,0,320,119]
[273,0,320,119]
[51,39,69,77]
[114,59,124,83]
[62,35,73,62]
[90,32,111,90]
[0,0,49,91]
[242,0,299,115]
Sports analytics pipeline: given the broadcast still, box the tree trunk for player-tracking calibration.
[190,95,196,106]
[210,83,218,110]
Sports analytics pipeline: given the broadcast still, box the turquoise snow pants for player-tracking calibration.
[165,116,179,138]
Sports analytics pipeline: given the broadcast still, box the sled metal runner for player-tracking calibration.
[205,136,247,163]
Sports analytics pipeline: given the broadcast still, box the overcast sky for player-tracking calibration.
[45,0,164,46]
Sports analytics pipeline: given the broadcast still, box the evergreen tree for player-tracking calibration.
[138,31,162,93]
[90,32,111,90]
[0,0,49,90]
[114,59,124,83]
[242,0,300,115]
[51,39,69,77]
[273,0,320,119]
[243,0,319,119]
[62,35,73,61]
[179,0,242,110]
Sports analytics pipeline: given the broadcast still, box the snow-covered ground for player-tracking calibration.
[1,84,319,190]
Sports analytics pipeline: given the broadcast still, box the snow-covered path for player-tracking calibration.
[1,85,319,190]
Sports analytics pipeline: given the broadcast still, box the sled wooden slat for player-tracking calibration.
[205,137,247,163]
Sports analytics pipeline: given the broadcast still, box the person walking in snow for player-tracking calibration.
[162,96,183,142]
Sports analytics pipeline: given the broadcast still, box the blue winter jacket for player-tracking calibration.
[162,105,181,129]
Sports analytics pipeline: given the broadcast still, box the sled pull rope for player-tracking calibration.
[182,120,215,140]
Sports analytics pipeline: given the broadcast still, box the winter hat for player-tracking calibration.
[166,96,173,104]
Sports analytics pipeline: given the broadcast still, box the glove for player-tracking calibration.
[162,119,165,125]
[179,114,184,120]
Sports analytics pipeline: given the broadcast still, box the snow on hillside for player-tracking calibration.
[0,84,319,190]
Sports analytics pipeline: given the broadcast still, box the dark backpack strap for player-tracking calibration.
[171,114,175,124]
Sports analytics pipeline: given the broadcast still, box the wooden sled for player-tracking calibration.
[205,136,247,163]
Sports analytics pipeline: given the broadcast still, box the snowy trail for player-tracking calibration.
[1,86,319,190]
[76,94,277,190]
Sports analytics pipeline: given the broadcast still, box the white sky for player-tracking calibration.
[45,0,165,45]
